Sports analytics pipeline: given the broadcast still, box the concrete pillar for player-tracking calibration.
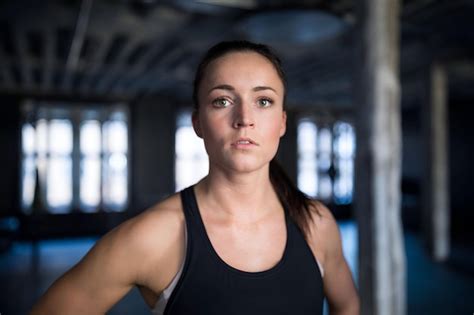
[421,63,450,261]
[354,0,406,314]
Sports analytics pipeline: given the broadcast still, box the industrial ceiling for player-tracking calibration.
[0,0,473,109]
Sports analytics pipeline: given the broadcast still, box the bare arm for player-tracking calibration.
[30,202,184,315]
[309,204,360,315]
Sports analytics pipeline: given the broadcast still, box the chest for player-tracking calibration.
[204,217,287,272]
[165,215,325,315]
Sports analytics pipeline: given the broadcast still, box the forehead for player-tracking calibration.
[203,51,283,86]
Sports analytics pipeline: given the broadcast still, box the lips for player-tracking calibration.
[231,137,258,146]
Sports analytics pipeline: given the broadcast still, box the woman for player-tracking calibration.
[30,40,359,315]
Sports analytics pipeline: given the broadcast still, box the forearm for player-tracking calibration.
[30,289,105,315]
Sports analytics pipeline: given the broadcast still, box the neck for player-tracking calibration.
[195,164,280,222]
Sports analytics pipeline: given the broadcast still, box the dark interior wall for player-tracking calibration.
[400,90,474,241]
[276,110,298,183]
[449,99,474,241]
[0,94,21,217]
[449,100,473,210]
[401,106,423,229]
[401,107,423,182]
[131,95,176,212]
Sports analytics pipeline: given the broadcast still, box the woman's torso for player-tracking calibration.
[144,185,324,315]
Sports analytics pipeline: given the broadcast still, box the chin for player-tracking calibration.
[209,150,274,174]
[227,157,271,174]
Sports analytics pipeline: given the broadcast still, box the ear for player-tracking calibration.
[279,110,287,137]
[192,111,203,138]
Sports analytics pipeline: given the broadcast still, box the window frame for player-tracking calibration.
[174,108,209,192]
[20,100,131,214]
[296,113,356,206]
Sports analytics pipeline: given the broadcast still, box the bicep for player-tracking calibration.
[308,203,359,314]
[323,254,359,314]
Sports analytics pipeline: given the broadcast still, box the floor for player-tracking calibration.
[0,221,473,315]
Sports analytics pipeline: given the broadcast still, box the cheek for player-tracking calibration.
[263,113,285,139]
[199,114,227,143]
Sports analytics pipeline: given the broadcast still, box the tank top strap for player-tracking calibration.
[180,184,214,255]
[180,185,199,223]
[179,185,202,251]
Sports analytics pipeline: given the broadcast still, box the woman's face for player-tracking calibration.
[193,51,286,174]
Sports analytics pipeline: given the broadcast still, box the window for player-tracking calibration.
[101,118,129,211]
[175,110,208,191]
[80,120,101,211]
[333,122,355,204]
[297,120,318,197]
[20,101,129,214]
[297,118,355,204]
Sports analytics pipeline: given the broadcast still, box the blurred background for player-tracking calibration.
[0,0,473,314]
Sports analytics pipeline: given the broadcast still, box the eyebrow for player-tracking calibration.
[208,84,278,94]
[253,86,277,93]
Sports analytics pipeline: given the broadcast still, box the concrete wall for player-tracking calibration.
[399,94,474,241]
[0,95,21,217]
[130,95,176,212]
[449,99,474,240]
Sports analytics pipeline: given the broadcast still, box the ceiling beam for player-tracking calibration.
[42,27,56,92]
[78,34,112,94]
[93,33,140,94]
[62,0,94,92]
[15,29,34,90]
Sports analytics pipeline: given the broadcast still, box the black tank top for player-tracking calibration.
[164,186,324,315]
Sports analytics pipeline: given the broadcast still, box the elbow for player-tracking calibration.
[29,290,93,315]
[330,295,360,315]
[342,295,360,315]
[30,301,50,315]
[348,295,360,315]
[29,295,63,315]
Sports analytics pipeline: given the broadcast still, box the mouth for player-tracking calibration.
[231,137,258,147]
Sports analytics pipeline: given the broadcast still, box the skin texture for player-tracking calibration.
[193,51,287,176]
[30,51,359,315]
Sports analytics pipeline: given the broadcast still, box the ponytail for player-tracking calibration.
[269,159,321,240]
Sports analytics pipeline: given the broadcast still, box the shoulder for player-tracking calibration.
[107,192,183,243]
[307,200,339,241]
[305,200,343,269]
[114,192,184,261]
[125,192,184,241]
[86,192,185,286]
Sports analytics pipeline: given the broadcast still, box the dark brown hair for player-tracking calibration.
[193,40,320,239]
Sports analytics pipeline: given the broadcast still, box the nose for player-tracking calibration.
[232,102,255,129]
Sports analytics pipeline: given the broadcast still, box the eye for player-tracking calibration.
[257,98,274,108]
[212,98,231,108]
